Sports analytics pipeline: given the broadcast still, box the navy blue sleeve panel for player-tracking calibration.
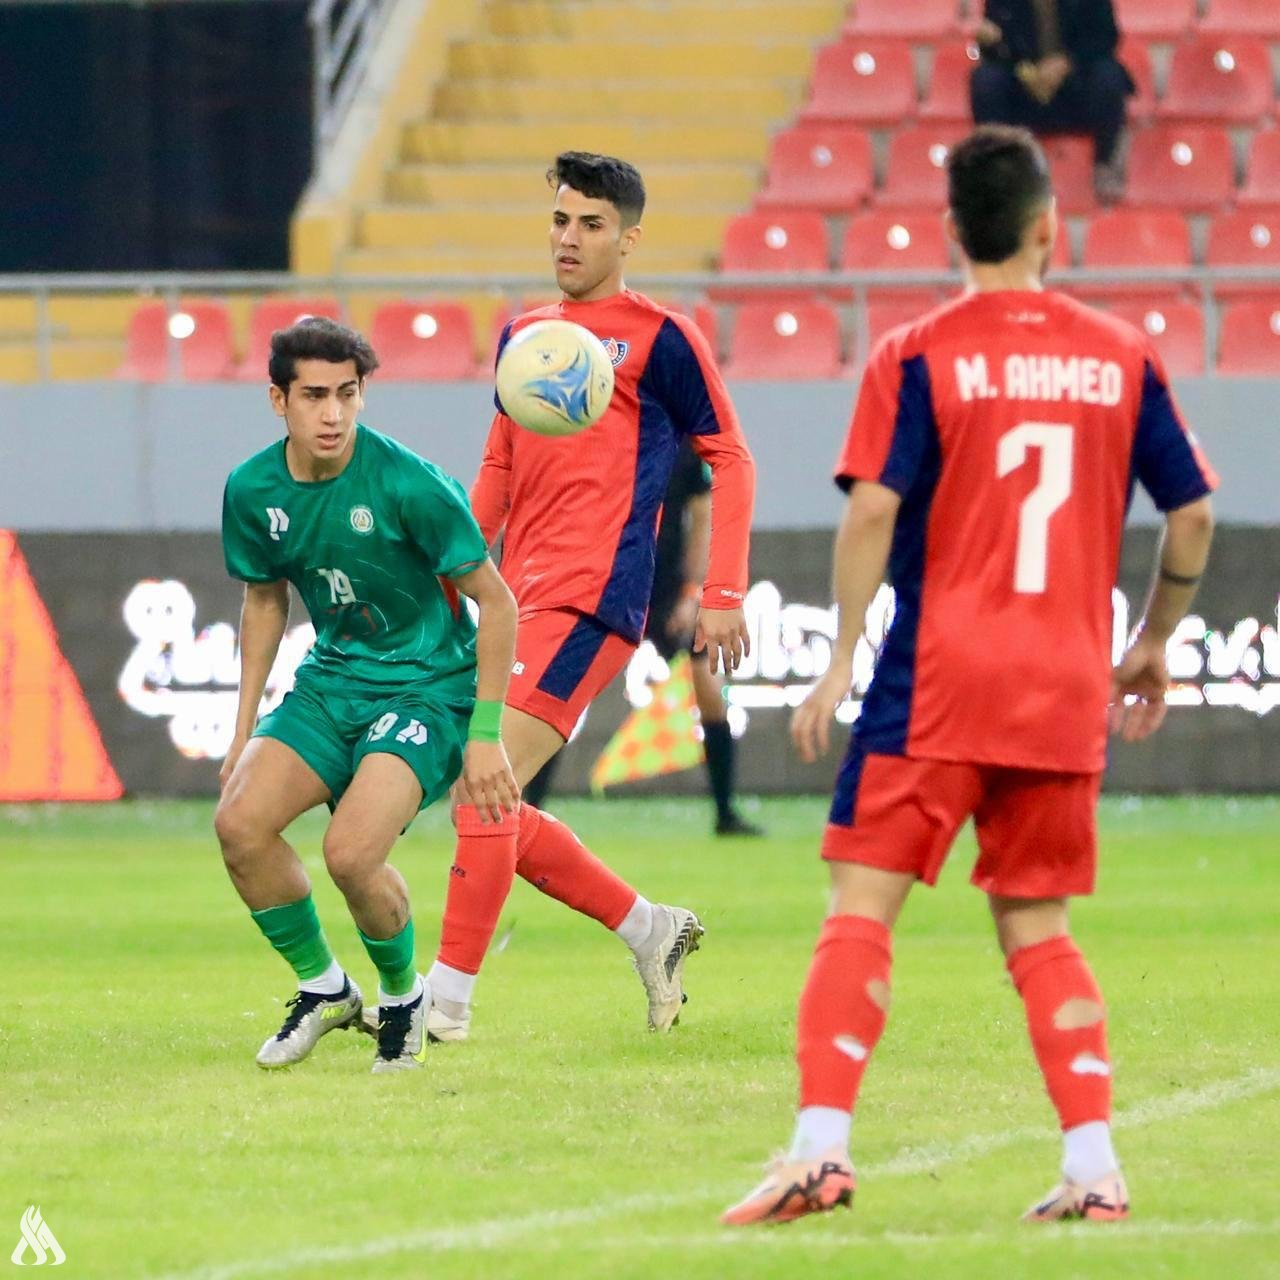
[492,321,514,414]
[1131,361,1218,512]
[644,316,728,436]
[837,353,937,496]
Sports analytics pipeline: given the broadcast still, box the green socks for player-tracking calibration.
[250,895,335,982]
[358,919,417,997]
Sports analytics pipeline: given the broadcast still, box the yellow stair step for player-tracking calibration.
[402,120,770,166]
[357,206,731,253]
[386,162,761,209]
[52,341,126,381]
[433,79,800,124]
[447,40,815,81]
[484,0,843,41]
[46,295,141,340]
[0,343,38,383]
[0,297,39,338]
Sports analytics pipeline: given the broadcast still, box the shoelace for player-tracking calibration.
[274,990,327,1041]
[377,1003,415,1059]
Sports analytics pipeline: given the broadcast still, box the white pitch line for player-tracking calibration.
[153,1065,1280,1280]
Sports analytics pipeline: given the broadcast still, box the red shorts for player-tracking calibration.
[506,608,636,739]
[822,749,1102,898]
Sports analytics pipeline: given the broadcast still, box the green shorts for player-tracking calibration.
[253,678,470,812]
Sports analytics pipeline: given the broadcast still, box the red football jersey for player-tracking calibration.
[838,289,1217,773]
[471,290,755,642]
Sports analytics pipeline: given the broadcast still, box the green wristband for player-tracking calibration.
[468,699,503,743]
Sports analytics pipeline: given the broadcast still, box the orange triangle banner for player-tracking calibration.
[0,530,124,801]
[589,652,705,794]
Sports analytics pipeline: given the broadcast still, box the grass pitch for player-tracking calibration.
[2,795,1278,1279]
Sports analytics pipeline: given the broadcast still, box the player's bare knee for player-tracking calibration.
[213,798,260,859]
[1053,998,1104,1030]
[321,829,375,892]
[866,978,891,1013]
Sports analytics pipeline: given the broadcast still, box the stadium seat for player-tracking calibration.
[237,296,342,380]
[1041,136,1096,215]
[840,211,950,271]
[716,212,831,303]
[919,43,979,123]
[1123,127,1235,211]
[369,302,477,380]
[843,0,959,40]
[1206,209,1280,298]
[1158,36,1275,123]
[1119,37,1157,121]
[802,39,917,126]
[726,301,844,379]
[878,126,967,210]
[1113,0,1195,40]
[720,212,830,273]
[1217,298,1280,373]
[1082,209,1191,297]
[1106,301,1207,375]
[756,126,874,213]
[1238,131,1280,207]
[1200,0,1280,38]
[117,300,235,382]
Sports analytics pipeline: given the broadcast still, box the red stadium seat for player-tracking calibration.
[117,300,235,382]
[1123,126,1235,211]
[1217,298,1280,373]
[756,126,874,213]
[919,43,979,123]
[1081,210,1191,299]
[1239,131,1280,207]
[802,39,917,126]
[1113,0,1195,40]
[726,302,844,379]
[1119,37,1157,121]
[237,296,342,380]
[1159,36,1275,123]
[1041,136,1096,215]
[878,126,967,209]
[840,211,950,271]
[370,302,476,380]
[716,213,831,303]
[720,212,830,273]
[1106,301,1207,375]
[1200,0,1280,37]
[843,0,959,40]
[1206,209,1280,299]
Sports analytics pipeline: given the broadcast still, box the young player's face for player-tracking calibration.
[550,185,640,301]
[270,359,364,468]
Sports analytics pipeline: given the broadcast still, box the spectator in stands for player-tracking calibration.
[970,1,1133,201]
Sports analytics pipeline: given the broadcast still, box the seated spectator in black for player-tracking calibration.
[970,0,1133,201]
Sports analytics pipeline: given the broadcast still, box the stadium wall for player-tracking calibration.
[1,377,1276,529]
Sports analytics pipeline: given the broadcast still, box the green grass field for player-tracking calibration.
[2,795,1278,1279]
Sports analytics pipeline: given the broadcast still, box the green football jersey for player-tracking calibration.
[222,424,487,699]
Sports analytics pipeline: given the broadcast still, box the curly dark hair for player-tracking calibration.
[268,316,380,392]
[547,151,646,226]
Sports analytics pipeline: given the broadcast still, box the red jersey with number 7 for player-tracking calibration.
[837,289,1217,774]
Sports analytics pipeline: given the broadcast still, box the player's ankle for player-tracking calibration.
[428,960,475,1014]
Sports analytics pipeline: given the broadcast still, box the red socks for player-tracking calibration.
[1008,934,1111,1131]
[435,804,518,976]
[515,803,637,931]
[796,915,893,1111]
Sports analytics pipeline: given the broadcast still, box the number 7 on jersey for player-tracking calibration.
[996,422,1074,594]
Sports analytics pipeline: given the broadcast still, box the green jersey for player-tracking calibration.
[222,424,487,701]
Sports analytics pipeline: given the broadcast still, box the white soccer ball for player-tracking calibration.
[495,319,615,437]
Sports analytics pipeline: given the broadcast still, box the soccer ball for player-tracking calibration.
[495,319,615,437]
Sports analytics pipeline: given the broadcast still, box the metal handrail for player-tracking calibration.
[308,0,392,173]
